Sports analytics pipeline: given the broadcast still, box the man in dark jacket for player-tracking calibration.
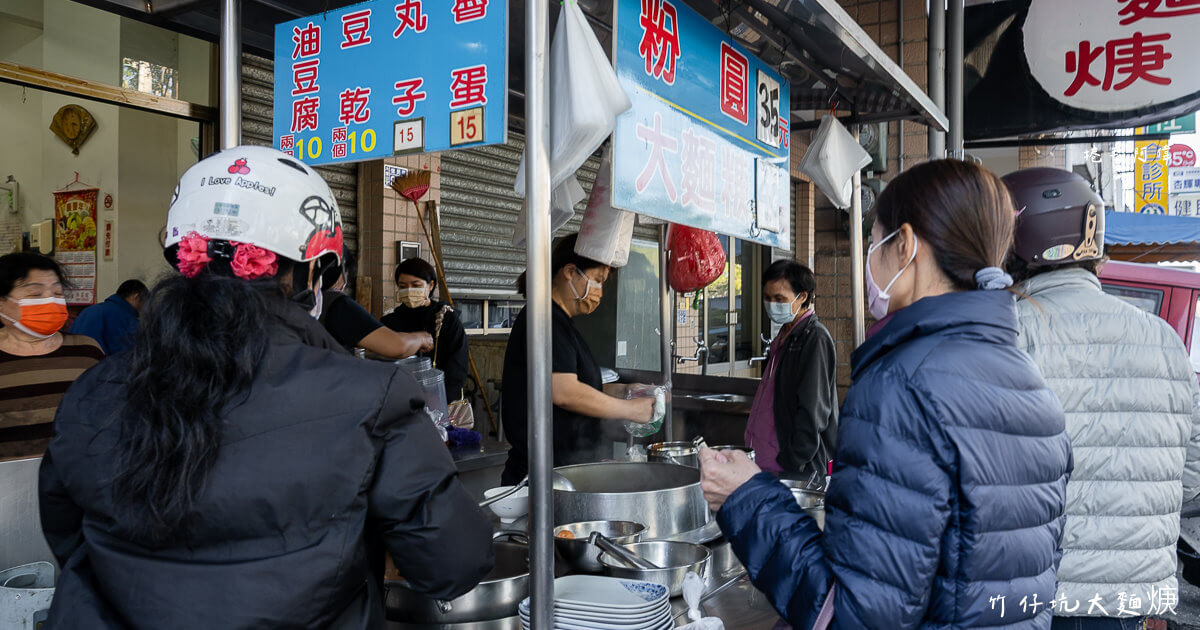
[745,260,837,476]
[67,279,146,354]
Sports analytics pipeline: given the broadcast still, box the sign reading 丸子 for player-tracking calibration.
[272,0,507,167]
[611,0,790,249]
[1023,0,1200,113]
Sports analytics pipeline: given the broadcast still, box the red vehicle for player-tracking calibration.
[1099,260,1200,374]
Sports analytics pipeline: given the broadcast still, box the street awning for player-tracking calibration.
[699,0,948,131]
[74,0,948,131]
[1105,210,1200,263]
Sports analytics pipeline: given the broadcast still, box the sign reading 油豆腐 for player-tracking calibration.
[610,0,790,249]
[1135,139,1169,214]
[1023,0,1200,113]
[272,0,507,167]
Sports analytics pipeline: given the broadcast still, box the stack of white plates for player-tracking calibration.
[519,575,674,630]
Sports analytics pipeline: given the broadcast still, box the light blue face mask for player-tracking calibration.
[764,295,801,325]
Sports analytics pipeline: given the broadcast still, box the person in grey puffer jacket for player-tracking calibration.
[1006,168,1200,630]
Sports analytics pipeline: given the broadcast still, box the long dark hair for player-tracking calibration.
[872,160,1015,291]
[515,233,608,296]
[112,253,295,544]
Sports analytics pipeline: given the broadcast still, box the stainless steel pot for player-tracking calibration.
[598,541,712,597]
[554,462,709,539]
[385,534,528,623]
[709,445,756,462]
[554,520,645,573]
[780,479,826,531]
[647,442,699,467]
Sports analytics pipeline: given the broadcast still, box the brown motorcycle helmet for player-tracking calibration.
[1002,168,1105,268]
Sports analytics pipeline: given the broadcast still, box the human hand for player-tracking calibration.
[414,332,435,353]
[699,447,762,512]
[627,397,656,424]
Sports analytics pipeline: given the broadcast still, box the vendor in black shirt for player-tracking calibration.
[380,258,469,398]
[320,251,433,357]
[500,234,656,485]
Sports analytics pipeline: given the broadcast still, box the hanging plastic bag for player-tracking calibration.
[512,0,632,246]
[669,226,727,292]
[796,115,872,209]
[575,147,636,267]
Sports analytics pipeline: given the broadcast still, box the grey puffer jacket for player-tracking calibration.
[1016,267,1200,617]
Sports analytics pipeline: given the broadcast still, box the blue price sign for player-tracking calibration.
[611,0,790,248]
[273,0,507,167]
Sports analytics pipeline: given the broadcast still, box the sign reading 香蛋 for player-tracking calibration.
[272,0,507,167]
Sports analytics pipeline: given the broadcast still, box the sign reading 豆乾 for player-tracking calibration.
[272,0,507,167]
[610,0,791,249]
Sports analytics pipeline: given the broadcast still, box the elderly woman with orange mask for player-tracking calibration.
[0,253,103,460]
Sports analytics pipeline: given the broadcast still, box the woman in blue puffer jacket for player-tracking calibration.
[700,159,1072,629]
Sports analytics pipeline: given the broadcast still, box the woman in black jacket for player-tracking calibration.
[381,257,469,398]
[745,260,837,477]
[38,147,493,629]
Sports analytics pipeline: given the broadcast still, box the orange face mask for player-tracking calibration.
[2,297,68,338]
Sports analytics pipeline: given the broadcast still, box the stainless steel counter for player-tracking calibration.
[450,437,510,474]
[386,541,785,630]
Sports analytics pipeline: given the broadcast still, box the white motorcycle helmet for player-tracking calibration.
[164,145,343,268]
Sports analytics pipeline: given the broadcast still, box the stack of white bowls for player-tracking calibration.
[518,575,674,630]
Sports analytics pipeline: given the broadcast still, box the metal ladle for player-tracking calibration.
[477,473,576,509]
[588,532,661,570]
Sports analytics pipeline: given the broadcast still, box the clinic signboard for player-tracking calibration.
[610,0,791,249]
[1135,139,1170,214]
[272,0,507,167]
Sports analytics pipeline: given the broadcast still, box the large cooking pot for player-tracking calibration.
[648,442,755,468]
[385,534,528,623]
[554,462,709,539]
[647,442,699,467]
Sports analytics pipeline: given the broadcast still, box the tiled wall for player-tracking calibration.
[357,153,442,317]
[1018,145,1069,171]
[812,0,933,397]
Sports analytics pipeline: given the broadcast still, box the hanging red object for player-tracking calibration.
[668,226,727,293]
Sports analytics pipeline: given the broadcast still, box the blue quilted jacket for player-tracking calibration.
[718,290,1072,629]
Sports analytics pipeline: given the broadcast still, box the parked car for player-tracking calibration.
[1099,261,1200,374]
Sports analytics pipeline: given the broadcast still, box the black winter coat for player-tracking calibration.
[771,314,838,475]
[38,297,494,629]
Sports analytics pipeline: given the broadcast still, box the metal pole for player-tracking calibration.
[218,0,242,149]
[850,128,866,347]
[928,0,946,160]
[897,0,905,172]
[524,0,554,627]
[947,0,965,158]
[659,224,674,439]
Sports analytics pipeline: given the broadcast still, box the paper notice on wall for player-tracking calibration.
[56,250,96,305]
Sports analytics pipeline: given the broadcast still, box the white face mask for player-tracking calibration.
[865,228,918,320]
[764,295,801,325]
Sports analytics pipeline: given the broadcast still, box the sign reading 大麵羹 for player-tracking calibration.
[272,0,507,167]
[1024,0,1200,113]
[610,0,790,249]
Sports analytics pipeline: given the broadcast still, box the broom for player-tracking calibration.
[392,171,499,435]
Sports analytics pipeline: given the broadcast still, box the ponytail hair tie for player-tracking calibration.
[975,266,1013,291]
